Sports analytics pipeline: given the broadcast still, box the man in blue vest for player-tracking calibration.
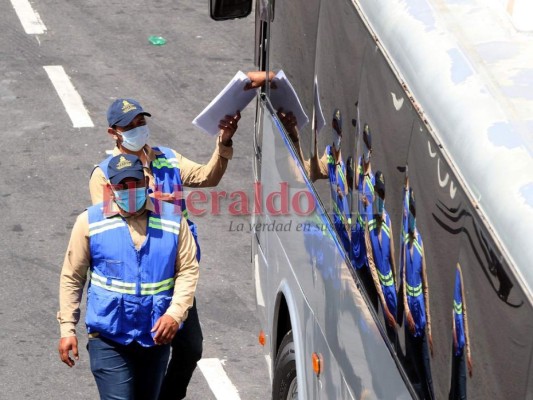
[449,263,473,400]
[326,109,351,253]
[351,124,378,310]
[364,171,398,342]
[58,154,199,400]
[89,98,240,400]
[401,188,434,399]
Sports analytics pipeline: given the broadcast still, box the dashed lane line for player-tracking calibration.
[10,0,47,35]
[43,66,94,128]
[198,358,241,400]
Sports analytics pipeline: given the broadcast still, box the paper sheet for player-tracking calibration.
[192,71,257,136]
[269,70,309,131]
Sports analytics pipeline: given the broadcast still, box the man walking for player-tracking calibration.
[58,154,199,399]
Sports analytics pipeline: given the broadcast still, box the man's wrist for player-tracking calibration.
[219,133,233,147]
[59,323,77,338]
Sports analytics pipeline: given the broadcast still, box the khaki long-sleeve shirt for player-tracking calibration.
[89,137,233,204]
[57,200,199,338]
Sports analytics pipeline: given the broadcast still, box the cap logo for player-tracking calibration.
[121,100,137,114]
[116,155,133,170]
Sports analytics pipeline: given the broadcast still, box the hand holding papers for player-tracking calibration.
[193,71,257,136]
[269,70,309,131]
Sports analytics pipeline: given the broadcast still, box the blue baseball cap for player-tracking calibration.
[107,98,151,127]
[107,154,145,184]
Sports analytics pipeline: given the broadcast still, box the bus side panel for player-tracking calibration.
[262,96,411,398]
[407,117,533,398]
[258,103,317,399]
[268,0,320,161]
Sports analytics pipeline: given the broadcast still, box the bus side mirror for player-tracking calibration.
[209,0,253,21]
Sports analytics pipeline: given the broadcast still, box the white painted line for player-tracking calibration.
[265,354,272,383]
[10,0,47,35]
[198,358,241,400]
[255,255,265,307]
[105,150,114,155]
[43,66,94,128]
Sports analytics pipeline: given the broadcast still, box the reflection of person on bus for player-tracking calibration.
[449,263,473,400]
[364,171,398,342]
[401,188,434,400]
[323,109,351,252]
[287,109,351,249]
[350,124,379,309]
[351,124,374,267]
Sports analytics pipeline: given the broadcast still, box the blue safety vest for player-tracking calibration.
[350,157,374,269]
[453,267,465,355]
[85,203,180,347]
[98,146,200,261]
[326,145,350,253]
[404,231,426,337]
[368,212,397,317]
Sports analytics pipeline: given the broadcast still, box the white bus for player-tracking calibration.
[211,0,533,399]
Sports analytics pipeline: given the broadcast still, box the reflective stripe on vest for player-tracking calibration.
[378,269,394,287]
[90,270,136,294]
[407,282,422,297]
[368,217,394,286]
[152,157,179,170]
[453,267,466,354]
[88,216,125,236]
[148,216,181,235]
[404,233,423,255]
[90,271,175,296]
[454,299,463,315]
[405,236,423,297]
[368,219,391,238]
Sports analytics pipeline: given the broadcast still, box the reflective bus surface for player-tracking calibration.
[214,0,533,398]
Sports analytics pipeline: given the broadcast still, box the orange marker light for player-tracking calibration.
[312,352,322,376]
[258,330,266,346]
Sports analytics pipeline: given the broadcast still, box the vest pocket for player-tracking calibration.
[103,259,124,280]
[409,298,425,336]
[151,295,173,328]
[86,291,122,335]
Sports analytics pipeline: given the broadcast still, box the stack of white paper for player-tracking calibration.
[192,71,257,136]
[269,70,309,131]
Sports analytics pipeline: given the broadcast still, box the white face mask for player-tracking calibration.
[119,125,150,152]
[334,132,342,151]
[362,141,371,163]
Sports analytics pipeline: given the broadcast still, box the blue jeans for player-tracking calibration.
[449,347,467,400]
[88,336,170,400]
[159,298,203,400]
[405,331,434,400]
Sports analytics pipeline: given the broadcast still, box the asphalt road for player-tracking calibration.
[0,0,270,398]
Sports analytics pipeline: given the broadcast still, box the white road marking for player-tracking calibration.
[198,358,241,400]
[10,0,47,35]
[255,255,265,307]
[43,66,94,128]
[391,92,404,111]
[265,354,272,382]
